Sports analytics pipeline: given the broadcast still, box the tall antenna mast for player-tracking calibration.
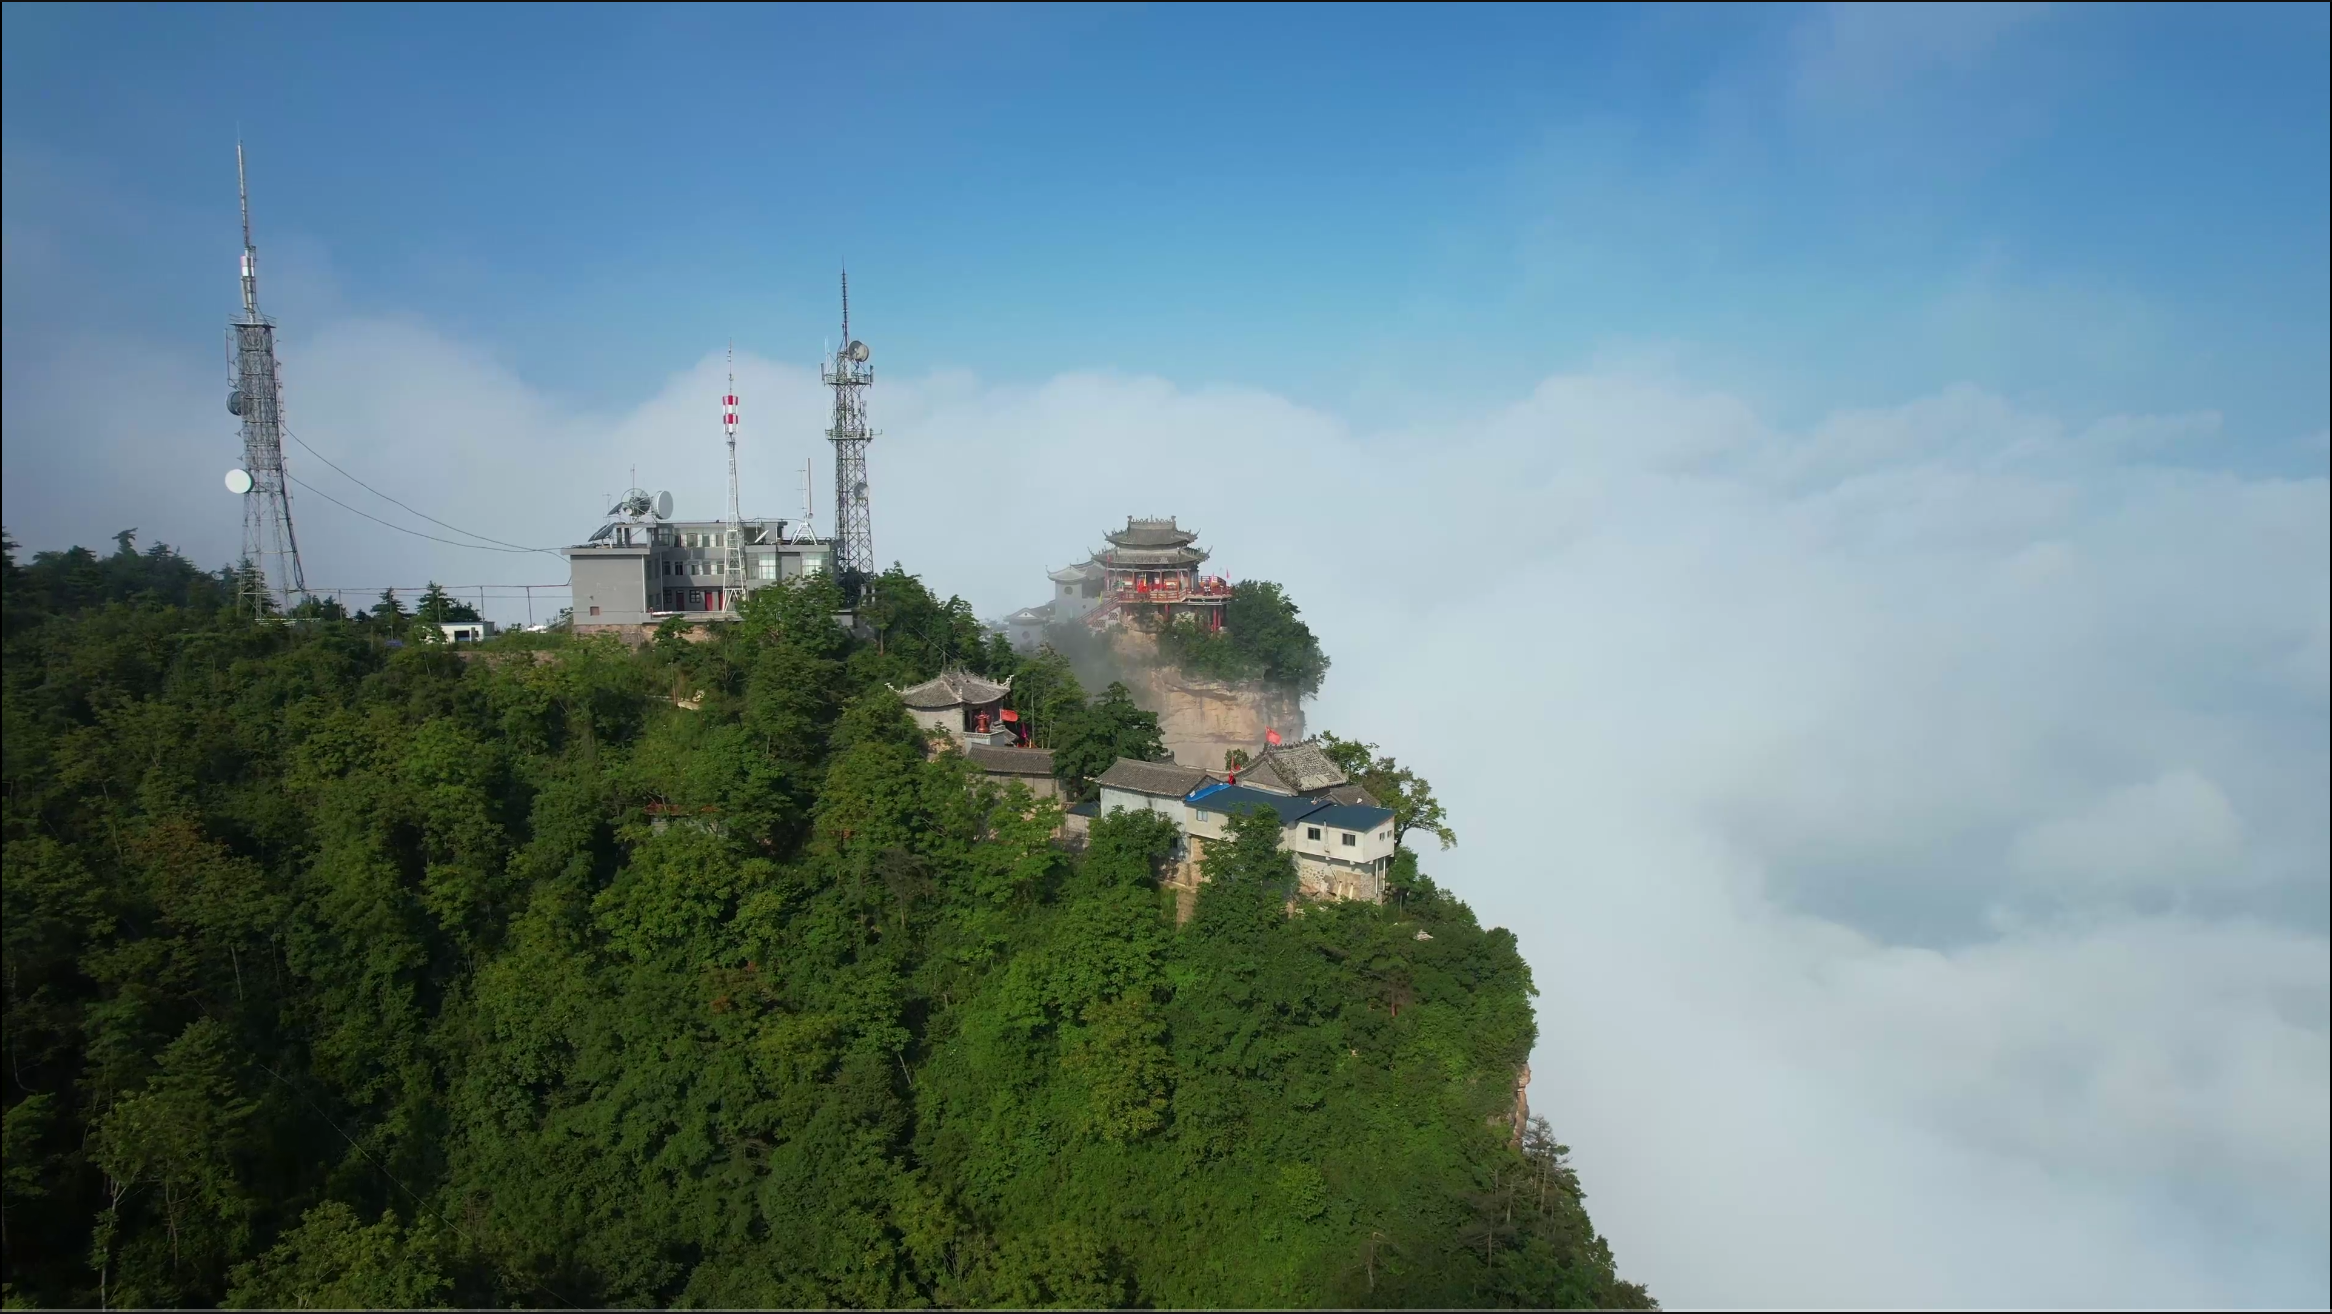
[822,265,876,582]
[227,141,308,615]
[722,342,745,609]
[797,457,817,547]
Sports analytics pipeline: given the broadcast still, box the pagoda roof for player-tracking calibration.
[1105,517,1201,548]
[1094,543,1211,568]
[891,668,1012,711]
[1047,561,1103,583]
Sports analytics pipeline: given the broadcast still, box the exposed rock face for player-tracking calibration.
[1510,1063,1532,1148]
[1108,630,1306,770]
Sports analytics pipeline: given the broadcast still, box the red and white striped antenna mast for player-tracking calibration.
[722,342,745,608]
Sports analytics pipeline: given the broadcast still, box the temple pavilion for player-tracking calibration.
[1083,516,1230,631]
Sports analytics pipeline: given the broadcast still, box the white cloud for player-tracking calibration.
[1790,2,2060,109]
[4,307,2327,1309]
[2010,770,2247,892]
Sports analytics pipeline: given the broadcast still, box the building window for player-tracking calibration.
[1306,826,1321,840]
[588,605,601,616]
[1341,833,1357,847]
[689,590,703,606]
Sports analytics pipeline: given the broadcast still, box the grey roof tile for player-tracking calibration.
[892,668,1013,710]
[966,744,1055,776]
[1095,758,1216,797]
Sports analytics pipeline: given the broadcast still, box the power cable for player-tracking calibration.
[286,474,556,556]
[283,429,562,556]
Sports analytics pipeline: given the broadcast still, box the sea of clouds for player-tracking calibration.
[3,312,2327,1308]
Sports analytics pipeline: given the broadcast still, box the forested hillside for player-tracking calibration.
[1,532,1652,1310]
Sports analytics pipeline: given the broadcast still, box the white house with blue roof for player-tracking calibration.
[1183,781,1398,904]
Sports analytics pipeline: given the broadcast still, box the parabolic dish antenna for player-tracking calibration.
[847,340,870,363]
[227,390,246,417]
[654,490,673,519]
[224,468,254,495]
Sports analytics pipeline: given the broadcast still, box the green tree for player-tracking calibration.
[1050,681,1167,800]
[370,587,409,626]
[1222,579,1329,695]
[1004,647,1087,750]
[1319,733,1457,849]
[413,582,480,625]
[223,1202,456,1310]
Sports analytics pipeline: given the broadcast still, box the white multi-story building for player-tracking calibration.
[565,513,831,633]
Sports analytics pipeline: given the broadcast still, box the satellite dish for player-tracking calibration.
[227,390,246,417]
[224,468,254,495]
[847,340,869,363]
[654,490,673,519]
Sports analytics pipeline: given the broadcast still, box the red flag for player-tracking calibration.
[1265,728,1281,746]
[999,708,1018,722]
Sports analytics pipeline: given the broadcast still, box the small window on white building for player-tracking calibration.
[1306,826,1321,840]
[588,605,601,616]
[1341,832,1357,847]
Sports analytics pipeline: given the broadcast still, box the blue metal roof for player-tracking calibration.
[1310,803,1395,833]
[1185,784,1328,827]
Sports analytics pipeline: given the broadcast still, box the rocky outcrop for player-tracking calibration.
[1107,631,1306,771]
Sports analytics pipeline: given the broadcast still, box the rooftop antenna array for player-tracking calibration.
[224,141,309,614]
[722,343,745,607]
[822,266,877,579]
[795,456,818,546]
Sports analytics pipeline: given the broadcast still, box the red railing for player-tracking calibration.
[1112,576,1231,604]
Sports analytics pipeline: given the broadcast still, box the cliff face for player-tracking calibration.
[1109,630,1306,770]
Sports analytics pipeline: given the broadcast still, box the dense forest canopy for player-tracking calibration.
[1,530,1650,1309]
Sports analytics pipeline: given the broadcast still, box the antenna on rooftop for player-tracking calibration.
[797,456,817,545]
[226,139,309,615]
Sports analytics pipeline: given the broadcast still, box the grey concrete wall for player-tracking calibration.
[571,553,649,626]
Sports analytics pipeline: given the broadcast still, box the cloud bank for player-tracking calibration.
[3,306,2327,1309]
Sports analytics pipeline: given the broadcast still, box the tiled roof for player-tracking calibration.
[1235,758,1296,794]
[1322,783,1380,807]
[1047,561,1103,583]
[1253,739,1348,794]
[965,744,1055,776]
[1095,544,1211,568]
[1104,517,1200,548]
[1095,758,1215,798]
[892,668,1012,711]
[1005,604,1052,625]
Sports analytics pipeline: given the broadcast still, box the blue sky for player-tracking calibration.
[4,5,2328,1309]
[5,2,2326,442]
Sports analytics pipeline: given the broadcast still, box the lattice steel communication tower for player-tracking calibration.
[226,142,307,613]
[822,269,876,579]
